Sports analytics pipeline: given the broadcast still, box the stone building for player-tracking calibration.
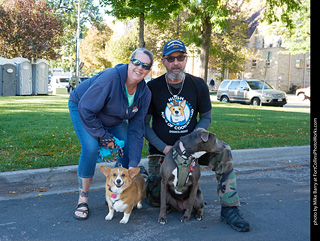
[243,11,310,93]
[146,9,310,93]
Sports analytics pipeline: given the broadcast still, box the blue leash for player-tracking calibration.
[98,137,124,164]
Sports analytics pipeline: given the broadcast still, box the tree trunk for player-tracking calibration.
[139,13,145,48]
[199,16,212,83]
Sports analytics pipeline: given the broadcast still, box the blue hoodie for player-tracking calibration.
[69,64,151,167]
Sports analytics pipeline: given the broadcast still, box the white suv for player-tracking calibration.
[217,79,287,107]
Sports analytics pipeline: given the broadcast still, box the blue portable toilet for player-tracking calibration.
[32,59,49,95]
[13,57,32,95]
[0,58,17,96]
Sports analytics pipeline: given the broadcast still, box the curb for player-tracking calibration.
[0,145,310,200]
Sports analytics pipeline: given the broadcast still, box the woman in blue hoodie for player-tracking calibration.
[69,48,153,220]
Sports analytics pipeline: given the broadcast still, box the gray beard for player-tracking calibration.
[167,71,185,81]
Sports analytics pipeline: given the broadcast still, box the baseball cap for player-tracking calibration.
[162,40,187,57]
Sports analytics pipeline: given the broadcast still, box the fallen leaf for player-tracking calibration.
[39,187,47,192]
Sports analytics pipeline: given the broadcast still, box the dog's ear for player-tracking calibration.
[200,131,210,142]
[100,166,111,176]
[180,100,186,108]
[128,168,140,178]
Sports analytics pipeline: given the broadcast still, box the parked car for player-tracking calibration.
[69,76,90,91]
[296,86,310,101]
[217,79,287,107]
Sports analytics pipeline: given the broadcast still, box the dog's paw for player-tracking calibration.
[196,214,203,221]
[105,213,113,221]
[119,213,130,224]
[158,217,167,225]
[137,201,142,209]
[119,218,129,224]
[180,215,190,223]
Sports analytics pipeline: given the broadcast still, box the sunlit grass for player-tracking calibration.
[0,95,310,172]
[209,101,310,149]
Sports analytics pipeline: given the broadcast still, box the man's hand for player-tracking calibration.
[163,145,173,155]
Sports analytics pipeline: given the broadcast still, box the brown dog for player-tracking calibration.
[100,166,146,224]
[158,128,224,224]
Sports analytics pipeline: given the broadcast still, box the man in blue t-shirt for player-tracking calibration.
[144,40,250,232]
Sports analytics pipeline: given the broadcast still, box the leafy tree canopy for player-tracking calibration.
[80,24,112,74]
[0,0,63,60]
[261,0,310,54]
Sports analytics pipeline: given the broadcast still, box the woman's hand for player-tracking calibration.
[106,140,115,150]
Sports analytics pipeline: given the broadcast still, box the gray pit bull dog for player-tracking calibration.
[158,128,224,224]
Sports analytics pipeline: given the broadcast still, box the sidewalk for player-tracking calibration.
[0,148,310,241]
[0,145,310,200]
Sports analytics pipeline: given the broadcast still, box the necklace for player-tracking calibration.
[165,74,185,98]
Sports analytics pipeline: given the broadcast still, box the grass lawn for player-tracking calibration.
[0,95,310,172]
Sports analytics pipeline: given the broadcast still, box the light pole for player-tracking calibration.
[261,51,271,106]
[75,0,81,87]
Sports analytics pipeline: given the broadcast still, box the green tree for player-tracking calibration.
[100,0,186,48]
[144,17,184,65]
[182,0,230,82]
[262,0,310,54]
[0,0,63,60]
[46,0,103,70]
[262,0,301,28]
[210,14,255,79]
[105,26,139,66]
[80,24,112,75]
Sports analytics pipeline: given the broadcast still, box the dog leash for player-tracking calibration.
[99,138,124,164]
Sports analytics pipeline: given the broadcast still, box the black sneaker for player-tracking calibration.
[221,207,250,232]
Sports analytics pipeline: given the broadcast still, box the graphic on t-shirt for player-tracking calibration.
[163,97,193,128]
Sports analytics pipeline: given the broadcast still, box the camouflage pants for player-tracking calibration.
[146,155,164,207]
[146,143,240,207]
[198,143,240,207]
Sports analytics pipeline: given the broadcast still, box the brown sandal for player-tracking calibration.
[74,202,89,220]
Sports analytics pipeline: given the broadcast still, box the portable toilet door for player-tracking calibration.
[32,59,49,95]
[13,57,32,95]
[0,58,17,96]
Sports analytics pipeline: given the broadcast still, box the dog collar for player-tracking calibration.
[178,141,194,160]
[108,187,121,207]
[108,187,117,199]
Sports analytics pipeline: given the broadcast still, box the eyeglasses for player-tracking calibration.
[130,58,152,70]
[163,55,187,63]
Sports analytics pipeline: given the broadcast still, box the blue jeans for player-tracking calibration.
[68,101,129,178]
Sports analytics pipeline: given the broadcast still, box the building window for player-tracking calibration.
[252,60,257,68]
[296,59,302,68]
[266,59,271,67]
[306,60,310,69]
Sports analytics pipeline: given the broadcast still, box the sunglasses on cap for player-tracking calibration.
[163,55,187,63]
[130,58,152,70]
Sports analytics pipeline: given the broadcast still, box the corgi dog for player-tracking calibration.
[167,100,187,123]
[100,166,146,224]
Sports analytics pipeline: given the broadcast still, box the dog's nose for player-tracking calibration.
[175,110,179,114]
[116,179,121,184]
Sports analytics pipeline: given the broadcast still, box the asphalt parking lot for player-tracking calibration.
[0,146,311,241]
[210,94,310,110]
[0,165,310,241]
